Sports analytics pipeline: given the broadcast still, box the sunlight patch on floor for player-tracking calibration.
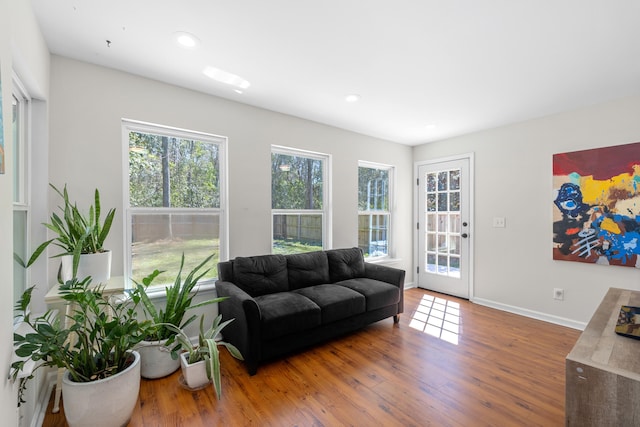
[409,294,461,345]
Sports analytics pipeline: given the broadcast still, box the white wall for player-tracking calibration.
[414,95,640,327]
[1,0,51,424]
[47,55,414,283]
[0,0,15,421]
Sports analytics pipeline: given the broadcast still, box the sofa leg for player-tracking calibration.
[393,315,400,324]
[247,363,258,376]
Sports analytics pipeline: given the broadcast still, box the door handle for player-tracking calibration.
[461,233,469,238]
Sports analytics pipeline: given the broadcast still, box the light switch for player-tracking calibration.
[492,217,506,228]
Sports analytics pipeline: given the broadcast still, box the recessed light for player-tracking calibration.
[203,66,251,89]
[425,123,438,130]
[345,94,361,103]
[174,31,200,49]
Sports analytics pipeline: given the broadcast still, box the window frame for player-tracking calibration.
[271,145,332,254]
[12,76,31,322]
[122,119,228,293]
[358,160,395,261]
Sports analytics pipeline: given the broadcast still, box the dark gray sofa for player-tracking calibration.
[216,247,405,375]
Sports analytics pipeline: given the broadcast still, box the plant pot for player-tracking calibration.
[137,338,180,379]
[62,350,141,427]
[180,351,210,389]
[61,250,112,285]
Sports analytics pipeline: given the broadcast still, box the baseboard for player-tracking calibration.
[31,371,56,427]
[472,297,587,331]
[405,286,586,330]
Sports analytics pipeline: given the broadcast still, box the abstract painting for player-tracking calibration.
[553,142,640,268]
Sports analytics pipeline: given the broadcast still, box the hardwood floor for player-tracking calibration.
[43,288,580,426]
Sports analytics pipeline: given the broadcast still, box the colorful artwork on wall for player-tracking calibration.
[553,142,640,268]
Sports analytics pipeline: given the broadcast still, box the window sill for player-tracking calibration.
[136,281,218,301]
[366,257,402,266]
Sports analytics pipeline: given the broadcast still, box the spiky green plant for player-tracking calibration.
[14,183,115,279]
[134,253,222,343]
[162,314,243,399]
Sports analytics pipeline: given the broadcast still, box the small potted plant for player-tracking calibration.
[15,183,115,284]
[11,275,156,427]
[163,313,243,398]
[133,253,227,379]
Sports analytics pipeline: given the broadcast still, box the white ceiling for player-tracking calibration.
[30,0,640,145]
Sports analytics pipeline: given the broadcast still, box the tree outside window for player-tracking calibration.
[125,121,226,288]
[271,146,328,254]
[358,163,392,258]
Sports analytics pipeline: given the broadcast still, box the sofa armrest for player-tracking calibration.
[215,280,262,375]
[364,263,405,289]
[364,263,405,315]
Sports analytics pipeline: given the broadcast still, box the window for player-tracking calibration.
[123,120,227,291]
[271,146,330,254]
[358,162,393,259]
[13,81,30,319]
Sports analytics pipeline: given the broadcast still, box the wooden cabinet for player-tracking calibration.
[566,287,640,426]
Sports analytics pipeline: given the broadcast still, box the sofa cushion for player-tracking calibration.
[326,247,365,283]
[254,292,321,340]
[286,251,330,290]
[293,284,366,324]
[232,254,289,297]
[335,278,400,311]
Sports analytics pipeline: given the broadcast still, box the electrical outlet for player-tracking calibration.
[492,217,506,228]
[554,288,564,300]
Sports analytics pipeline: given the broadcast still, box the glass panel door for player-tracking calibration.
[418,157,471,298]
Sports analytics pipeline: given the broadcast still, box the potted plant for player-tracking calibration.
[11,275,155,427]
[15,183,116,284]
[163,314,243,397]
[133,253,226,379]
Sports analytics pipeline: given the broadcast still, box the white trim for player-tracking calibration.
[11,74,31,206]
[122,118,228,143]
[404,284,585,330]
[12,74,33,324]
[471,296,586,331]
[403,281,416,290]
[271,144,329,161]
[358,161,395,259]
[30,371,57,427]
[121,119,228,288]
[358,160,394,170]
[414,152,475,300]
[270,145,332,251]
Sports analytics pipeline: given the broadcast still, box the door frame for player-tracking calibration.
[414,153,475,300]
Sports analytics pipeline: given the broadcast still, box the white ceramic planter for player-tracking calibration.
[61,250,112,285]
[137,339,180,379]
[180,351,210,389]
[62,350,140,427]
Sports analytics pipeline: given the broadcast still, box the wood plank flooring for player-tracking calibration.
[42,288,581,426]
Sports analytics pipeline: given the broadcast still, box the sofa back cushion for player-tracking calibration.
[232,254,289,297]
[327,247,365,282]
[286,251,330,290]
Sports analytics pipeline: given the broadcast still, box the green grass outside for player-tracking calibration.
[131,238,322,286]
[273,239,323,255]
[131,238,219,286]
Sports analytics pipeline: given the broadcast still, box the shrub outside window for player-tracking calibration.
[271,146,330,254]
[358,162,393,259]
[124,120,227,290]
